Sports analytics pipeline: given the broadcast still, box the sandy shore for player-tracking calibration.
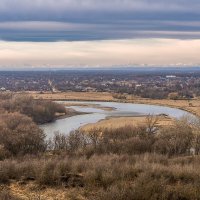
[54,108,86,120]
[63,102,116,111]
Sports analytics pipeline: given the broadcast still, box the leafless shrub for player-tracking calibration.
[154,119,193,156]
[145,114,159,135]
[0,94,67,124]
[0,112,46,156]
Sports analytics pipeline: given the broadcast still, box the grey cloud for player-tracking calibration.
[1,20,200,42]
[1,0,200,22]
[0,0,200,41]
[0,0,199,13]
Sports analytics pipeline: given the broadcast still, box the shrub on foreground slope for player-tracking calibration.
[1,154,200,200]
[0,112,46,157]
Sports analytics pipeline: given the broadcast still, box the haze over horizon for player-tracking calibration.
[0,0,200,68]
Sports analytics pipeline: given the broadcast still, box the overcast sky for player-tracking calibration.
[0,0,200,68]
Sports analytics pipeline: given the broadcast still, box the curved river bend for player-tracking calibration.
[40,101,196,139]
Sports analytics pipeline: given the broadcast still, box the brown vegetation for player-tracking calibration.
[32,92,114,101]
[2,153,200,199]
[82,115,173,132]
[1,93,200,199]
[0,113,46,158]
[1,114,200,199]
[0,93,67,159]
[0,93,67,124]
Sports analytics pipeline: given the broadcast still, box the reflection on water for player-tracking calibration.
[40,101,195,138]
[40,113,106,139]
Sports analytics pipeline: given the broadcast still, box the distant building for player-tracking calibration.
[135,84,142,88]
[166,75,176,78]
[0,87,6,91]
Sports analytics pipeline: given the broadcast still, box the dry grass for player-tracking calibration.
[8,182,86,200]
[2,154,200,200]
[82,116,173,131]
[31,92,114,101]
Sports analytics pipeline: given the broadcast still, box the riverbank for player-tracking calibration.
[127,98,200,118]
[31,92,200,118]
[55,107,86,120]
[62,102,116,111]
[41,101,190,138]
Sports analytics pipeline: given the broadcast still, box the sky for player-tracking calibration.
[0,0,200,68]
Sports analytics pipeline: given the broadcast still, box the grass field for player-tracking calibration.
[82,116,173,131]
[31,92,114,101]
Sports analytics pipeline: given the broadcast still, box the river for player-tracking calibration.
[40,101,196,138]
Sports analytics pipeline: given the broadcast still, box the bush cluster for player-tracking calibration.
[49,117,199,157]
[0,93,66,124]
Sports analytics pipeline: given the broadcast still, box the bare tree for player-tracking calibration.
[145,115,159,135]
[87,128,102,149]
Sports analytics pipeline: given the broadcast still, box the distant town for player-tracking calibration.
[1,68,200,99]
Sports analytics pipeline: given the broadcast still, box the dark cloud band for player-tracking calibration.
[0,0,200,41]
